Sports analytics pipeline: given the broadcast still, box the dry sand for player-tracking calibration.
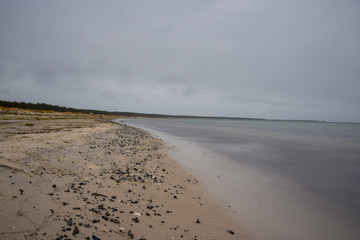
[0,116,249,240]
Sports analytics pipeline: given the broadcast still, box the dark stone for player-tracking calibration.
[128,230,134,239]
[66,219,73,226]
[72,226,79,236]
[98,204,105,210]
[92,234,101,240]
[196,219,201,224]
[227,230,235,235]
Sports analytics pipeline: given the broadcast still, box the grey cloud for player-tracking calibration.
[0,0,359,121]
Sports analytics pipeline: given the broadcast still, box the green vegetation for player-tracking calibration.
[0,100,166,117]
[0,100,264,120]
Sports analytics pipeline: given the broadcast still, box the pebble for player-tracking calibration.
[66,219,73,226]
[92,234,101,240]
[72,226,79,236]
[16,210,23,216]
[227,230,235,235]
[128,229,134,239]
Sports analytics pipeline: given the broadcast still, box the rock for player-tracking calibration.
[66,219,73,226]
[17,210,23,216]
[196,218,201,224]
[98,204,105,210]
[72,226,79,236]
[92,234,101,240]
[128,230,134,239]
[132,217,139,223]
[227,230,235,235]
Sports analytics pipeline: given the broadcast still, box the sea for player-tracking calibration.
[118,118,360,240]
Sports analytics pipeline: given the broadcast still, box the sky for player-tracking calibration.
[0,0,359,122]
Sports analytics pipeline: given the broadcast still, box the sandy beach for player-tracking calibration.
[0,112,248,239]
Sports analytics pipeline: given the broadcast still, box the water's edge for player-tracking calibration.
[118,119,360,240]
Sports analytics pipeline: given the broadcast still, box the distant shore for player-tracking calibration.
[0,114,248,239]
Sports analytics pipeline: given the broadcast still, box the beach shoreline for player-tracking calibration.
[0,116,248,239]
[122,118,360,240]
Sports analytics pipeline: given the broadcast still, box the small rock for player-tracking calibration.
[92,234,101,240]
[66,219,73,226]
[72,226,79,236]
[227,230,235,235]
[196,219,201,224]
[17,210,23,216]
[128,230,134,239]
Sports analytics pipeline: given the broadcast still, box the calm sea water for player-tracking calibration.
[120,118,360,239]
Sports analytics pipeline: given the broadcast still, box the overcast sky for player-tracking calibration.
[1,0,359,121]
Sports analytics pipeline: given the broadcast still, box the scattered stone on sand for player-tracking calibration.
[0,117,244,240]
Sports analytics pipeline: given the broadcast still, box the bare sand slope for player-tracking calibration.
[0,118,248,240]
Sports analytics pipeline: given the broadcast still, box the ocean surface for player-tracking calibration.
[119,118,360,240]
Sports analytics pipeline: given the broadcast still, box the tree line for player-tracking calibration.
[0,100,265,120]
[0,100,171,117]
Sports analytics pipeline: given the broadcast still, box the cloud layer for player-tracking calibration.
[1,0,360,121]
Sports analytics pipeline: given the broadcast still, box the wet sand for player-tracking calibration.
[0,116,248,239]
